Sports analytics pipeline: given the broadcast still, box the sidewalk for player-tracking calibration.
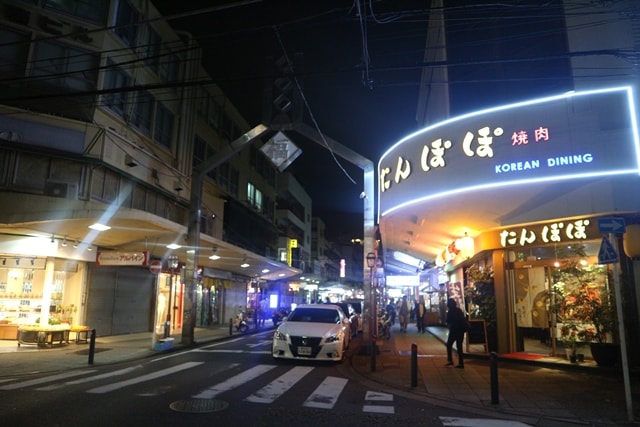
[0,323,637,426]
[350,324,639,426]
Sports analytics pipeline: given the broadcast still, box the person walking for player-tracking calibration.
[416,295,427,333]
[445,298,467,368]
[397,295,410,333]
[385,298,396,325]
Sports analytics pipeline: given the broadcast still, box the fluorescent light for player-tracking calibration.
[209,254,220,260]
[166,243,181,249]
[261,268,270,273]
[88,223,111,231]
[240,262,250,268]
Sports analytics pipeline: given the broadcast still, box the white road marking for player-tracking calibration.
[0,370,96,390]
[303,376,348,409]
[86,361,203,394]
[245,366,314,403]
[37,365,143,390]
[363,405,395,414]
[193,349,271,354]
[192,364,276,399]
[246,340,271,348]
[440,417,531,426]
[365,390,393,401]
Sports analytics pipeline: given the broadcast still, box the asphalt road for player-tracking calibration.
[0,330,531,427]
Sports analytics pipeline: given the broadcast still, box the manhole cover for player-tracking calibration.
[169,399,228,413]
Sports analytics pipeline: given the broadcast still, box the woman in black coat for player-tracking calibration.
[445,298,467,368]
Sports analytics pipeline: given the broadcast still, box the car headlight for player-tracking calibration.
[325,334,339,343]
[273,330,287,341]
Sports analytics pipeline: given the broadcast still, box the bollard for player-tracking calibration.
[229,318,233,335]
[370,337,376,372]
[411,343,418,387]
[490,351,499,405]
[88,329,96,365]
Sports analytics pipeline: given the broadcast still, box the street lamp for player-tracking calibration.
[366,252,377,372]
[165,254,179,338]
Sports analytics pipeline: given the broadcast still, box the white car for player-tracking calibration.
[272,304,351,362]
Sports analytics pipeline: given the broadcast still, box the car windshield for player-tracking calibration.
[288,308,341,324]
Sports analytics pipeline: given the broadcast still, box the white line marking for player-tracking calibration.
[363,405,395,414]
[37,365,143,390]
[245,366,314,403]
[246,340,271,348]
[86,361,203,394]
[193,364,276,399]
[0,370,96,390]
[440,417,531,426]
[365,390,394,401]
[303,376,348,409]
[195,349,271,354]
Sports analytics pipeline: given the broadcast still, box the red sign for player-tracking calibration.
[149,260,162,274]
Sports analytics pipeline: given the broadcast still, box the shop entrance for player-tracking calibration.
[510,263,554,355]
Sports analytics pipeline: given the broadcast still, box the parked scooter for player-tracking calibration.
[234,311,249,333]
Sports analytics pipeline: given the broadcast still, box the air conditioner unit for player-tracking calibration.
[44,181,78,200]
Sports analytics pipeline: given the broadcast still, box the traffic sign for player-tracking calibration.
[598,216,626,234]
[149,260,162,274]
[598,235,619,264]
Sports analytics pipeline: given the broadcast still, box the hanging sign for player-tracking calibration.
[96,251,149,266]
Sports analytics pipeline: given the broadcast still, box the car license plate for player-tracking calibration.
[298,346,311,355]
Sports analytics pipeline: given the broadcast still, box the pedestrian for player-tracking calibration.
[385,298,396,325]
[259,297,268,327]
[445,298,468,368]
[397,295,410,333]
[416,295,426,333]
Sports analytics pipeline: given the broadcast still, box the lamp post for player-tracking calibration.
[366,252,377,371]
[165,254,179,338]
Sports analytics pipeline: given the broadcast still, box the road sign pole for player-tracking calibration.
[609,232,633,422]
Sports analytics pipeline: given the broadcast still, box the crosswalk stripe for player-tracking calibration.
[192,364,276,399]
[86,361,203,394]
[303,376,348,409]
[363,404,395,414]
[245,366,314,403]
[0,370,96,390]
[440,417,531,426]
[37,365,143,391]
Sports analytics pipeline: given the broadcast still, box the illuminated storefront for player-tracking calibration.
[378,86,640,355]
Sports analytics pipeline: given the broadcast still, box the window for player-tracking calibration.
[159,52,179,84]
[114,0,139,48]
[31,40,99,93]
[139,24,161,72]
[131,91,153,135]
[102,60,131,117]
[44,0,108,25]
[247,182,262,212]
[0,27,29,78]
[154,102,174,148]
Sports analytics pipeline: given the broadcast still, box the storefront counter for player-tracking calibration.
[0,323,19,339]
[17,326,70,347]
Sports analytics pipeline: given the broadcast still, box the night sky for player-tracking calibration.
[152,0,429,236]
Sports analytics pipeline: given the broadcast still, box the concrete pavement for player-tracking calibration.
[0,323,637,426]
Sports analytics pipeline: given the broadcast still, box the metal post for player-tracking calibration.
[490,351,499,405]
[411,343,418,387]
[229,317,233,335]
[88,329,96,365]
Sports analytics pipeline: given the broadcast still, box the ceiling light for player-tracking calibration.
[166,243,181,249]
[89,223,111,231]
[61,237,67,247]
[261,268,270,273]
[240,256,249,268]
[209,254,220,260]
[50,234,55,243]
[73,241,78,248]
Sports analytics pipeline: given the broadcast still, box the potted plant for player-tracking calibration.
[464,263,497,351]
[553,246,619,366]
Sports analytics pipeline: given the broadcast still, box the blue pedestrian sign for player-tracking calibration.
[598,217,626,234]
[598,235,618,264]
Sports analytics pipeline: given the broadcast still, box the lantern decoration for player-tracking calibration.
[623,224,640,259]
[455,233,475,260]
